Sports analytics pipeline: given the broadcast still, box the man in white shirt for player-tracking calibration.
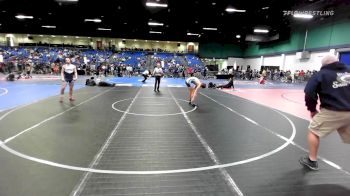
[153,64,163,92]
[60,58,78,102]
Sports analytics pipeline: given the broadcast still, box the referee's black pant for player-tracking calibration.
[154,76,161,91]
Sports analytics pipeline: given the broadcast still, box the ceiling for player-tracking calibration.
[0,0,349,44]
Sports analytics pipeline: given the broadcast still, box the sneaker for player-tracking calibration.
[191,103,197,107]
[69,98,75,102]
[299,156,319,171]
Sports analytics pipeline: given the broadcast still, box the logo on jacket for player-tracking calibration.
[333,72,350,88]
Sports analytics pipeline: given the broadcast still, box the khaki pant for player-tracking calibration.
[309,108,350,143]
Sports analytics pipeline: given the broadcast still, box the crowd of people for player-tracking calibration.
[225,68,318,83]
[0,47,206,79]
[120,47,184,53]
[0,46,321,85]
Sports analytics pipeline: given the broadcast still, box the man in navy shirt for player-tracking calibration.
[300,55,350,170]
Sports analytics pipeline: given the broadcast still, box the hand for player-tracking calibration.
[310,111,318,118]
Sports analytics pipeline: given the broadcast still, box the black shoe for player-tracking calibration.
[157,89,160,92]
[191,103,197,107]
[189,101,191,105]
[299,156,319,171]
[154,89,157,92]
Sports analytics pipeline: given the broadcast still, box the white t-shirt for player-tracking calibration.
[143,70,149,75]
[64,64,76,74]
[228,68,233,75]
[153,67,163,76]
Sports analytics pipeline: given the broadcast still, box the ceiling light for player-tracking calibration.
[149,31,162,34]
[293,14,313,19]
[203,27,217,31]
[63,36,67,38]
[236,34,241,38]
[51,35,56,37]
[39,35,44,37]
[134,39,137,41]
[75,36,79,38]
[262,7,269,10]
[146,2,168,8]
[88,37,91,38]
[146,40,148,42]
[15,15,34,19]
[97,28,111,31]
[84,18,102,23]
[254,29,269,33]
[225,8,246,13]
[148,22,164,26]
[55,0,78,2]
[156,41,159,42]
[187,33,200,36]
[42,25,56,28]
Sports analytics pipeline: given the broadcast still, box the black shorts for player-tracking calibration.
[65,79,74,84]
[186,82,196,88]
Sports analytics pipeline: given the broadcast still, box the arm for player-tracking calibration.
[61,65,65,81]
[74,66,78,80]
[304,74,320,114]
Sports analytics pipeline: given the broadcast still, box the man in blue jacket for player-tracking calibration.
[300,55,350,170]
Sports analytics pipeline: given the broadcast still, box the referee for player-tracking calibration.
[153,64,163,92]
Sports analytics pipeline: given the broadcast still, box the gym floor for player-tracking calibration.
[0,76,350,196]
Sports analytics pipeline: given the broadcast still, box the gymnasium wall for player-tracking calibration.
[242,51,332,72]
[244,19,350,57]
[0,34,198,53]
[235,19,350,72]
[198,43,244,59]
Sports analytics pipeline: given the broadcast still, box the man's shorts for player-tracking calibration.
[65,79,74,84]
[309,108,350,143]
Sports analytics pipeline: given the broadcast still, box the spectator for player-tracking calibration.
[300,55,350,170]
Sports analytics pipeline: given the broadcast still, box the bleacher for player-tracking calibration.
[0,46,204,75]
